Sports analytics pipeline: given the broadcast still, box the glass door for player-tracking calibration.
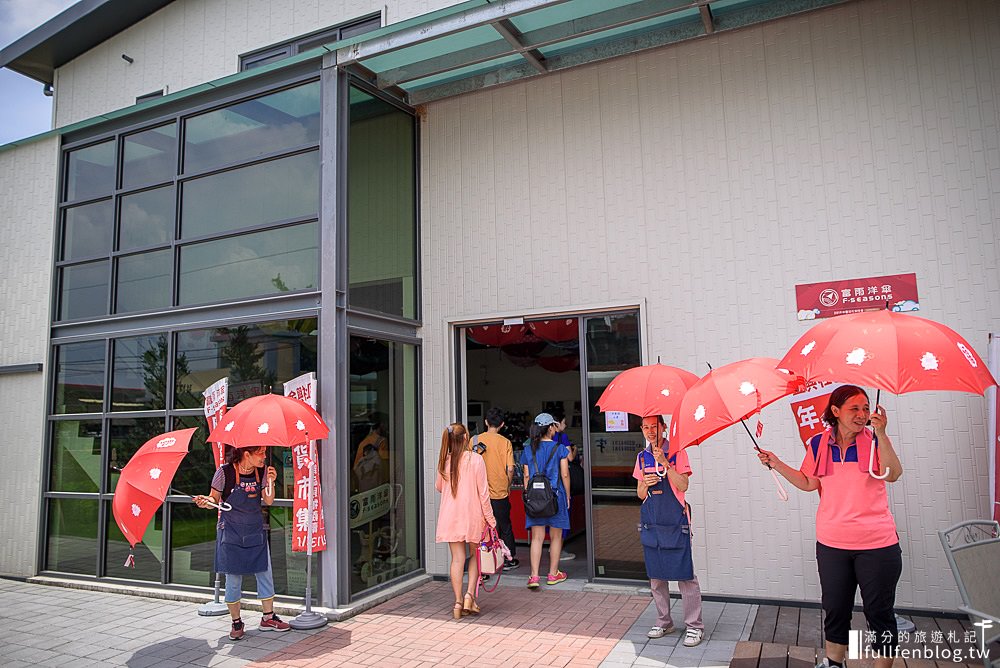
[581,311,644,580]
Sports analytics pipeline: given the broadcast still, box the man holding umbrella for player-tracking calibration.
[633,415,705,647]
[194,445,290,640]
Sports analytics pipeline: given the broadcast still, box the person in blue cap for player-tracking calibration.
[520,412,571,588]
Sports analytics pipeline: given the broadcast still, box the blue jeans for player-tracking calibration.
[224,552,275,603]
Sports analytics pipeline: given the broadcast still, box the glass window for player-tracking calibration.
[111,335,168,411]
[584,312,644,580]
[65,140,115,202]
[168,502,218,588]
[178,222,318,306]
[119,186,174,250]
[49,419,102,492]
[105,501,162,581]
[183,82,320,174]
[107,417,166,492]
[122,123,177,190]
[116,250,172,314]
[180,151,319,239]
[54,340,105,414]
[348,87,417,319]
[46,498,99,574]
[266,506,319,599]
[62,200,113,260]
[172,415,220,496]
[174,318,318,409]
[348,337,420,597]
[60,260,109,320]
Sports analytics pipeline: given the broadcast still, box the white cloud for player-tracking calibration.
[0,0,77,48]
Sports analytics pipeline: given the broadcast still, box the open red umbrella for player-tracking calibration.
[527,319,578,343]
[112,427,198,566]
[596,363,699,417]
[670,358,805,451]
[466,324,530,347]
[778,310,996,395]
[207,393,330,447]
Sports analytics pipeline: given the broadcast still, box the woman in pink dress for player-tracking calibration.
[436,422,497,619]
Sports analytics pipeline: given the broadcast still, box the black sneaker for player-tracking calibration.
[503,558,520,571]
[229,619,245,641]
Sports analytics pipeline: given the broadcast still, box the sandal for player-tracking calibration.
[463,592,480,615]
[452,601,464,620]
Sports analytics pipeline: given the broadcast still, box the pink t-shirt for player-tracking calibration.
[632,442,692,508]
[801,434,898,550]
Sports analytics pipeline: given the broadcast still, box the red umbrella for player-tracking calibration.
[527,319,578,343]
[112,427,198,565]
[670,358,805,452]
[778,310,996,395]
[207,393,330,447]
[466,324,530,347]
[596,363,699,417]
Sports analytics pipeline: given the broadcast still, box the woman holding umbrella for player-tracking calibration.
[756,385,903,668]
[193,445,290,641]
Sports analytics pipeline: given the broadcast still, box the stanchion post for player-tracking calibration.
[198,572,228,616]
[290,436,327,629]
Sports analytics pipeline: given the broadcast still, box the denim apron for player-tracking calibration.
[637,450,694,581]
[214,467,269,575]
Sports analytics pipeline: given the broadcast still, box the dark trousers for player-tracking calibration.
[817,541,902,655]
[490,497,516,558]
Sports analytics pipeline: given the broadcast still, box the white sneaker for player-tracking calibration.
[683,628,704,647]
[559,551,576,561]
[647,625,675,639]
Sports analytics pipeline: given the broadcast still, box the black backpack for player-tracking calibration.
[523,445,559,518]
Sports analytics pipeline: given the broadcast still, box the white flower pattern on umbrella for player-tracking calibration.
[694,405,706,422]
[148,468,162,480]
[845,348,868,366]
[920,352,939,371]
[258,423,270,434]
[801,341,816,356]
[296,420,306,431]
[739,381,756,396]
[131,503,141,517]
[155,437,176,448]
[225,421,235,432]
[660,388,670,397]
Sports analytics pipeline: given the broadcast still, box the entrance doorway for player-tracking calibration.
[458,309,644,583]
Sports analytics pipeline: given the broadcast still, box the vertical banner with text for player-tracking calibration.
[202,378,229,469]
[988,334,999,523]
[788,381,843,447]
[284,372,327,552]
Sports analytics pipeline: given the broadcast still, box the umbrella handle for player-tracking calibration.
[205,499,233,512]
[868,443,891,480]
[770,468,789,502]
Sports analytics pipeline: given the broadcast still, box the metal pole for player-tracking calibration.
[290,437,327,629]
[198,571,228,616]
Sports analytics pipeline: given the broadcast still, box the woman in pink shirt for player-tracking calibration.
[435,422,497,619]
[757,386,903,668]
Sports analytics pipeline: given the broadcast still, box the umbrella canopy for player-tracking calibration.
[778,310,997,395]
[670,358,805,452]
[466,324,530,347]
[112,428,197,550]
[596,363,699,417]
[527,319,578,343]
[207,393,330,447]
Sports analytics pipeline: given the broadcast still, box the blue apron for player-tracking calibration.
[637,450,694,581]
[214,467,270,575]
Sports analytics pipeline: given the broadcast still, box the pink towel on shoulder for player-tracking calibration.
[809,427,878,478]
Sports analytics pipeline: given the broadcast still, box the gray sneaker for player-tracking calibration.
[647,625,675,639]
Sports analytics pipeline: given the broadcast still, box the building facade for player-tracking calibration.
[0,0,997,612]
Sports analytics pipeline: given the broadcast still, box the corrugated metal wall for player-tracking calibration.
[418,0,1000,610]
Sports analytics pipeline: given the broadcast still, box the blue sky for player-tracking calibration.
[0,0,78,146]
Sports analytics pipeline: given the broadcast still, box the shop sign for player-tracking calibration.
[605,411,629,432]
[284,372,327,553]
[795,273,919,320]
[349,483,392,528]
[202,377,228,469]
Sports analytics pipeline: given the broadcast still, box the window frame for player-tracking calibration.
[238,14,382,72]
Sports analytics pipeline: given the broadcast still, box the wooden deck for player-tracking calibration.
[729,605,990,668]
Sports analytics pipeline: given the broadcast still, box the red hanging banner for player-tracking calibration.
[284,373,327,553]
[788,381,843,446]
[202,378,229,469]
